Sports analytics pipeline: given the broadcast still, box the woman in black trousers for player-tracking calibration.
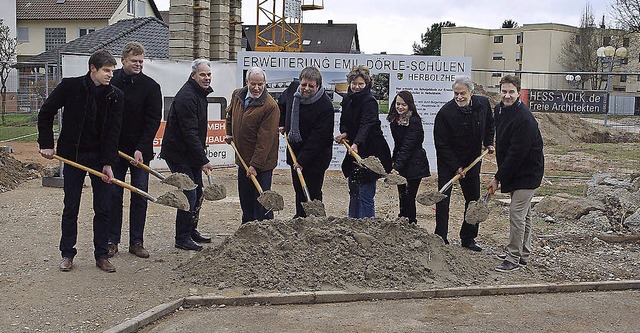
[387,91,430,223]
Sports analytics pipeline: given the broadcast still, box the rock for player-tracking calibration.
[534,193,604,220]
[631,176,640,192]
[579,211,612,232]
[623,209,640,230]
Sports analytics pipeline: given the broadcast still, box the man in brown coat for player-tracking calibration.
[225,66,279,223]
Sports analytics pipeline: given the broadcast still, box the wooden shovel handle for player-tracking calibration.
[341,139,362,163]
[439,149,490,193]
[283,133,312,201]
[229,141,263,193]
[53,155,156,202]
[118,151,165,180]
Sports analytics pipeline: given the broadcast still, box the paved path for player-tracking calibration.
[140,290,640,332]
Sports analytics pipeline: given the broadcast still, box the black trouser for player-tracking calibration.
[397,178,422,223]
[165,161,203,242]
[435,173,480,245]
[290,167,325,218]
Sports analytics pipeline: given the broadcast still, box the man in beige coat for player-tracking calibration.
[225,67,279,223]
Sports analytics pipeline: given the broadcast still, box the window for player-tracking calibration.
[603,36,611,46]
[620,75,627,83]
[45,28,66,51]
[492,73,502,77]
[494,35,504,43]
[17,27,29,42]
[492,52,504,60]
[302,39,311,45]
[515,51,521,61]
[137,0,146,16]
[623,37,630,47]
[127,0,135,14]
[516,34,522,44]
[79,28,95,37]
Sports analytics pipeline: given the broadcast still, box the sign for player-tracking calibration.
[528,89,608,114]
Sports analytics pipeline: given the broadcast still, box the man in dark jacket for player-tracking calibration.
[489,75,544,272]
[107,42,162,259]
[278,67,334,218]
[224,66,280,224]
[434,76,495,250]
[160,59,215,251]
[38,49,124,273]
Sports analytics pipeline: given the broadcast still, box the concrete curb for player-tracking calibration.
[107,280,640,332]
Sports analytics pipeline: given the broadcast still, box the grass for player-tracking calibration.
[0,113,56,142]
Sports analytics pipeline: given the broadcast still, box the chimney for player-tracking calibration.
[328,19,333,26]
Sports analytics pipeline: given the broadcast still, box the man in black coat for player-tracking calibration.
[278,67,334,218]
[38,49,124,273]
[107,42,162,259]
[489,75,544,272]
[160,59,215,251]
[433,76,495,250]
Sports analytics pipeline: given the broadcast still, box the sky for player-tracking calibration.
[154,0,612,55]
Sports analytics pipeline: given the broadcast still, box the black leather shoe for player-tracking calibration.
[175,238,203,251]
[191,230,211,243]
[462,242,483,252]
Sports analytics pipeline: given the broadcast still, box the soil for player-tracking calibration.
[257,190,285,211]
[155,190,190,211]
[202,183,227,201]
[161,173,196,191]
[1,115,639,332]
[360,156,386,175]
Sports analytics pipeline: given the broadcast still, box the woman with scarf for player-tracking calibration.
[278,66,335,218]
[387,91,430,224]
[335,65,392,218]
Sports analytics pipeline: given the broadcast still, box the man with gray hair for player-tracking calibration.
[160,58,216,251]
[433,76,495,250]
[225,66,279,223]
[278,67,334,218]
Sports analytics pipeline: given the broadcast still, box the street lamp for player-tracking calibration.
[597,45,628,126]
[565,74,582,89]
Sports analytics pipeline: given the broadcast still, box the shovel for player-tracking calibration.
[53,155,189,211]
[283,133,326,217]
[417,149,489,206]
[118,151,196,191]
[229,141,284,212]
[341,139,406,185]
[203,169,227,201]
[465,188,493,225]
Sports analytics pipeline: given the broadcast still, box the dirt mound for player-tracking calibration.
[0,152,41,193]
[179,217,490,292]
[580,131,640,143]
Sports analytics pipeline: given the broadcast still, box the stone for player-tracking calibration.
[534,193,604,220]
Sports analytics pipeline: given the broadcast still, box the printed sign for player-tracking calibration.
[528,89,608,114]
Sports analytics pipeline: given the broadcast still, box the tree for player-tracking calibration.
[558,4,602,89]
[0,19,17,126]
[501,19,519,28]
[412,21,456,55]
[611,0,640,32]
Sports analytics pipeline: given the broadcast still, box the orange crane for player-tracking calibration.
[254,0,324,52]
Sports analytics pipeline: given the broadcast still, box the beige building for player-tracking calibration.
[16,0,162,61]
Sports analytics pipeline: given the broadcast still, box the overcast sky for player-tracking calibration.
[154,0,612,55]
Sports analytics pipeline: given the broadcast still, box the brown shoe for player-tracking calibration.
[59,257,73,272]
[96,258,116,273]
[129,243,150,258]
[107,243,118,258]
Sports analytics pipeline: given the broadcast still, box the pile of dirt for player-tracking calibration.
[178,217,490,292]
[0,152,41,193]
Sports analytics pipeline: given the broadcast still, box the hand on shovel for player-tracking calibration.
[284,132,326,217]
[118,151,196,190]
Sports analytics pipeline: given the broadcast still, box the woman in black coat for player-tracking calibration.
[387,91,430,223]
[335,65,392,218]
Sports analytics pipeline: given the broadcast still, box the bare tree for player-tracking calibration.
[0,19,17,126]
[611,0,640,31]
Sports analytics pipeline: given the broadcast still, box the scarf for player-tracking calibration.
[288,85,325,143]
[395,110,412,126]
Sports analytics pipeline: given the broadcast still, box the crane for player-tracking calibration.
[254,0,324,52]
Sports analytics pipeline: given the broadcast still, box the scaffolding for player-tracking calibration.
[254,0,323,52]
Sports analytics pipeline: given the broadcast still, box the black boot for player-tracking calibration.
[191,197,211,243]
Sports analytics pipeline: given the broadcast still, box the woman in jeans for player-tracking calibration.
[335,65,391,218]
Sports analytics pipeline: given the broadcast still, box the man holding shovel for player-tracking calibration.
[278,67,334,218]
[160,59,216,251]
[107,42,162,259]
[434,76,494,250]
[489,75,544,272]
[38,50,124,272]
[225,67,280,224]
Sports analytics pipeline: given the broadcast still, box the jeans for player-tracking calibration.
[397,178,422,223]
[166,161,203,241]
[435,173,480,245]
[347,178,376,218]
[290,167,325,218]
[238,167,274,224]
[506,189,536,265]
[108,157,150,245]
[60,152,111,260]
